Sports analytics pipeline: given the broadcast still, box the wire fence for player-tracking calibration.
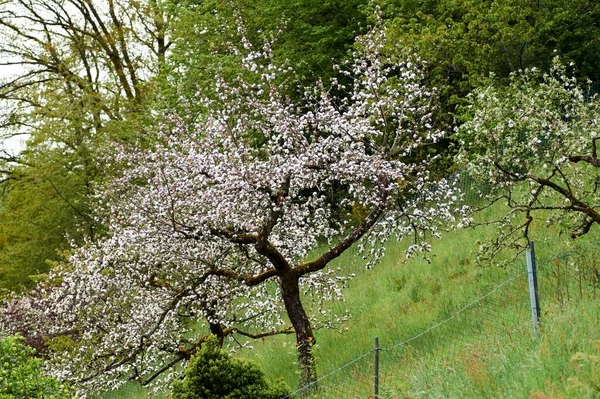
[96,171,598,399]
[456,170,494,204]
[277,167,600,398]
[282,239,599,398]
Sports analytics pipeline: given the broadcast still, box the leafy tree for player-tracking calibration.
[0,143,95,291]
[458,58,600,261]
[172,337,289,399]
[533,0,600,83]
[0,335,71,399]
[384,0,600,123]
[0,0,173,290]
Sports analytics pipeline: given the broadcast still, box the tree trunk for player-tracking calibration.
[280,272,317,387]
[209,321,225,346]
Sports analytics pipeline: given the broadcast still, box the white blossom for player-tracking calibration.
[1,19,466,394]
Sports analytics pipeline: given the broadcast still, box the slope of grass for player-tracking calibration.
[239,203,600,398]
[100,201,600,398]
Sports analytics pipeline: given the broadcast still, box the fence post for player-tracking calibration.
[374,337,379,399]
[526,241,541,336]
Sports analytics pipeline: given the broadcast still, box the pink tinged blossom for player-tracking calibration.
[0,17,468,394]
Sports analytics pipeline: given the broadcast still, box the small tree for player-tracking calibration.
[172,338,289,399]
[87,22,463,385]
[0,335,71,399]
[458,58,600,260]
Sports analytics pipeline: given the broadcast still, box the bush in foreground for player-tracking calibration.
[0,335,70,399]
[172,338,289,399]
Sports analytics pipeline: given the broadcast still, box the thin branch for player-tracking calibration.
[232,326,295,339]
[297,192,387,275]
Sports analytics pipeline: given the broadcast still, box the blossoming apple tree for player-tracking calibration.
[458,59,600,260]
[1,22,466,392]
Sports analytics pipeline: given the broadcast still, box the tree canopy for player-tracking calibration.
[0,0,172,290]
[458,58,600,260]
[383,0,600,121]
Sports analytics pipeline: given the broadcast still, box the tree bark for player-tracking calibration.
[209,321,225,346]
[280,271,317,387]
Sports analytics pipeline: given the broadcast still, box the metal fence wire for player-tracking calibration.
[96,173,600,399]
[283,239,599,399]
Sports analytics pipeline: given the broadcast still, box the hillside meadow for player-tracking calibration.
[100,201,600,398]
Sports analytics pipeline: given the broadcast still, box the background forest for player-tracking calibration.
[1,0,600,398]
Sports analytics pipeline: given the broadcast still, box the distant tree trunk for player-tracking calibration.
[209,322,226,346]
[280,271,316,387]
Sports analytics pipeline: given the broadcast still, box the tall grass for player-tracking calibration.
[100,201,600,398]
[242,203,599,398]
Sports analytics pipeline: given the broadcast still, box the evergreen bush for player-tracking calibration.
[172,338,289,399]
[0,335,70,399]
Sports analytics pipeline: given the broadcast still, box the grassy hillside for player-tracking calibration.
[240,204,600,398]
[102,203,600,398]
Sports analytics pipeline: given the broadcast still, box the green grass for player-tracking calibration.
[101,201,600,398]
[240,204,600,398]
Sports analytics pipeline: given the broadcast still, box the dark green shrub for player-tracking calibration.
[172,339,289,399]
[0,335,71,399]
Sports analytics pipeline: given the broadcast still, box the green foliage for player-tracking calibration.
[384,0,600,122]
[0,153,92,292]
[156,0,367,123]
[241,0,367,83]
[172,338,289,399]
[0,335,71,399]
